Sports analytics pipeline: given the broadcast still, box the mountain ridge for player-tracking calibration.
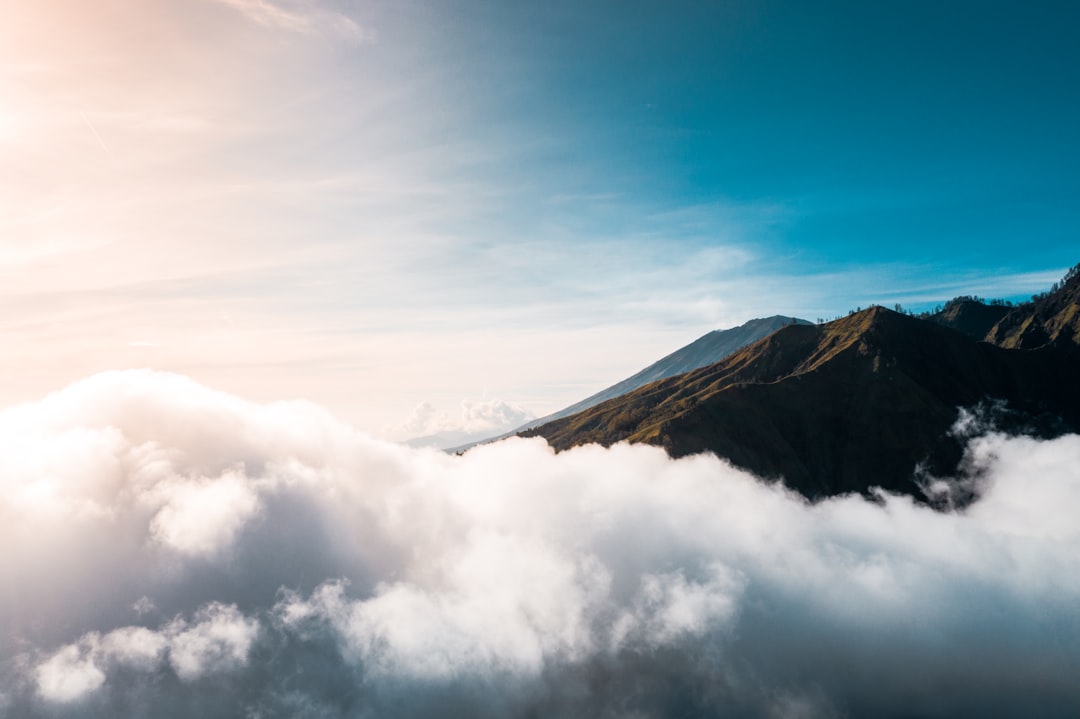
[518,315,810,430]
[445,315,810,451]
[985,265,1080,348]
[522,272,1080,500]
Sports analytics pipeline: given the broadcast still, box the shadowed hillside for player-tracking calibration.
[523,293,1080,500]
[927,297,1011,340]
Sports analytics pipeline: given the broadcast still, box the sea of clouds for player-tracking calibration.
[1,370,1078,718]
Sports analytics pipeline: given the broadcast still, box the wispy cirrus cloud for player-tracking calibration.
[206,0,366,40]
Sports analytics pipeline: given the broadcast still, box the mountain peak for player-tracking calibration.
[736,315,807,329]
[470,315,812,446]
[928,298,1012,340]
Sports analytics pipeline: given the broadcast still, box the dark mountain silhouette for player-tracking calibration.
[523,271,1080,501]
[927,297,1011,340]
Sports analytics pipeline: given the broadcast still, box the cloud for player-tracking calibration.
[33,603,256,703]
[165,603,260,681]
[1,370,1080,717]
[35,645,106,704]
[393,397,535,447]
[148,470,261,556]
[206,0,366,40]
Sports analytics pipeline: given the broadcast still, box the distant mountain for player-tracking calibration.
[523,274,1080,500]
[404,428,508,450]
[927,297,1011,340]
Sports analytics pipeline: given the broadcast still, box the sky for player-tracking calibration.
[2,0,1078,438]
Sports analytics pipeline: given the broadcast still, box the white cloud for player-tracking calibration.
[166,603,259,680]
[32,603,256,703]
[98,627,168,669]
[148,471,261,556]
[623,566,742,646]
[277,532,611,679]
[396,400,442,437]
[35,644,105,703]
[460,398,535,433]
[132,596,156,617]
[1,370,1079,716]
[393,397,535,446]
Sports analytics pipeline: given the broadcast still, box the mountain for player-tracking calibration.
[404,428,513,450]
[516,316,811,433]
[927,297,1012,340]
[523,287,1080,500]
[446,316,810,452]
[985,265,1080,348]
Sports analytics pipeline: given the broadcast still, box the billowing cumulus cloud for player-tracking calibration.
[33,605,256,703]
[1,370,1079,717]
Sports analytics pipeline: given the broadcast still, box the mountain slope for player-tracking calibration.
[523,306,1080,499]
[985,264,1080,348]
[516,316,810,432]
[445,316,810,452]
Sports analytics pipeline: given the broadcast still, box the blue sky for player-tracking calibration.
[1,0,1077,436]
[418,0,1078,272]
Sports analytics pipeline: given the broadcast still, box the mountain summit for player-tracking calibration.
[448,315,810,451]
[516,315,809,432]
[523,270,1080,500]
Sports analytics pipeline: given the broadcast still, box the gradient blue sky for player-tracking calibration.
[1,0,1077,437]
[416,0,1078,271]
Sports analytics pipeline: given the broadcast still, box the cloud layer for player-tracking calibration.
[1,370,1079,717]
